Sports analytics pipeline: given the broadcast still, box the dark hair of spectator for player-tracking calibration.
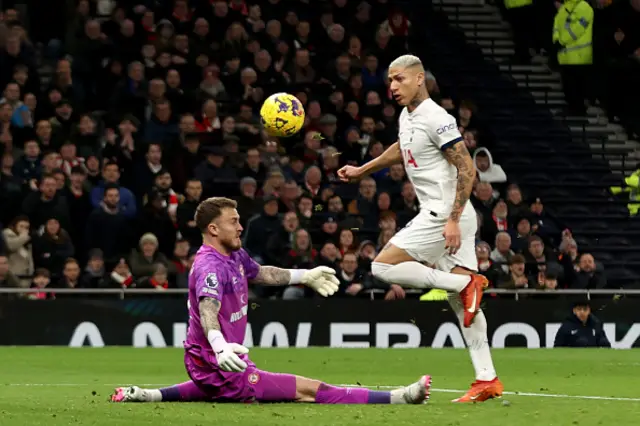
[103,161,119,171]
[459,99,477,112]
[64,258,79,267]
[40,173,56,183]
[475,150,488,158]
[103,183,120,195]
[528,235,543,247]
[9,215,29,229]
[33,268,50,279]
[195,197,238,232]
[70,166,86,175]
[52,168,65,176]
[510,254,526,265]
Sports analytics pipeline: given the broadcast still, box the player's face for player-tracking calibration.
[388,66,424,106]
[211,208,243,252]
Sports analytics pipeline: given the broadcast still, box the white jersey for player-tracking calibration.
[398,98,463,215]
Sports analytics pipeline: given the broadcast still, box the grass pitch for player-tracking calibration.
[0,348,639,425]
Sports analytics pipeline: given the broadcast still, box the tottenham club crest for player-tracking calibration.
[205,273,219,289]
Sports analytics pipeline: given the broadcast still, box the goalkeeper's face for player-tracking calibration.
[211,208,243,252]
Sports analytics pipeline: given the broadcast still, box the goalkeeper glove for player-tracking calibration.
[289,266,340,297]
[208,330,249,372]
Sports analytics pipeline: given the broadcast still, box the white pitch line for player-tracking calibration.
[338,384,640,402]
[2,383,640,402]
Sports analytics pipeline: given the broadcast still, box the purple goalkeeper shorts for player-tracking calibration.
[184,350,297,402]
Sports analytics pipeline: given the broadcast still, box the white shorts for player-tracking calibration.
[389,204,478,273]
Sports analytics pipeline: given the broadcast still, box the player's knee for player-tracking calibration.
[371,261,391,282]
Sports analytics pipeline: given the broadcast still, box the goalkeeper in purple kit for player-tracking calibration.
[111,197,431,405]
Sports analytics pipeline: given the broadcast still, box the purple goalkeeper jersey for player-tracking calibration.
[184,244,260,367]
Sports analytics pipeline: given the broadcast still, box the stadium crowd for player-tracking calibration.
[0,0,610,300]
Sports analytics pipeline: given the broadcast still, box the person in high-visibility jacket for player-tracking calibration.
[610,169,640,216]
[504,0,536,63]
[553,0,594,115]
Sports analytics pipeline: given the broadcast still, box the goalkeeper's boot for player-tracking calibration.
[459,274,489,328]
[452,377,504,403]
[402,375,432,404]
[111,386,149,402]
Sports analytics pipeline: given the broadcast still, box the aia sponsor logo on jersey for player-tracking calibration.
[436,123,457,135]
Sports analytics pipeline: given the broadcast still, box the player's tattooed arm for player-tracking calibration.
[443,141,476,222]
[199,297,221,333]
[249,266,291,286]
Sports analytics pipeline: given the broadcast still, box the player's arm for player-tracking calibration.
[442,141,475,223]
[199,297,222,336]
[359,142,402,175]
[249,265,340,297]
[199,297,249,372]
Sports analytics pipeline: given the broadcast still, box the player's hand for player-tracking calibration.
[301,266,340,297]
[216,343,249,372]
[443,219,462,255]
[337,165,363,183]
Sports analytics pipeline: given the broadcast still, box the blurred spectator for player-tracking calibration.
[104,258,134,289]
[28,268,53,300]
[497,254,534,289]
[2,215,33,287]
[32,218,74,278]
[81,249,105,289]
[90,162,137,218]
[243,195,280,262]
[569,253,607,289]
[85,184,131,262]
[491,231,514,274]
[22,174,70,231]
[554,301,610,348]
[473,148,507,184]
[138,263,171,290]
[129,233,175,279]
[0,255,21,294]
[524,236,564,281]
[56,258,82,292]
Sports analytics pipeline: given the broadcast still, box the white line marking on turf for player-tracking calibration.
[3,383,640,402]
[338,384,640,402]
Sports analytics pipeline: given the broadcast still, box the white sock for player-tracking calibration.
[448,293,497,381]
[145,389,163,402]
[390,388,407,404]
[371,261,470,292]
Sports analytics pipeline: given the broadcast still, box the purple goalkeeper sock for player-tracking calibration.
[315,383,391,404]
[160,381,209,402]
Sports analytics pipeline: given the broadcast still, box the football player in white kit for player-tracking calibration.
[338,54,503,403]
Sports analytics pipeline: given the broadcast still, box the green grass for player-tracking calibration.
[0,348,639,425]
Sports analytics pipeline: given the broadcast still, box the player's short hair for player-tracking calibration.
[389,54,423,70]
[195,197,238,232]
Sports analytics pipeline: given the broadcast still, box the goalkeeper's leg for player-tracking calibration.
[111,381,209,402]
[242,368,432,404]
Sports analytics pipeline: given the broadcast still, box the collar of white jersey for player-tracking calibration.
[407,97,437,116]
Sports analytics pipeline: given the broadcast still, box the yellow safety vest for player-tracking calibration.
[505,0,533,9]
[553,0,593,65]
[611,170,640,216]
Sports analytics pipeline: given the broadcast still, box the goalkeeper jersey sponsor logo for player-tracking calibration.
[230,305,248,323]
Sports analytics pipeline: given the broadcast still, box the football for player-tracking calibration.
[260,93,305,137]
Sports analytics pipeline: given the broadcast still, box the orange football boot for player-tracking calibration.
[452,378,504,403]
[459,274,489,327]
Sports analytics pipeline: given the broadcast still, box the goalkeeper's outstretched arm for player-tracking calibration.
[360,142,402,175]
[250,265,340,297]
[249,266,292,286]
